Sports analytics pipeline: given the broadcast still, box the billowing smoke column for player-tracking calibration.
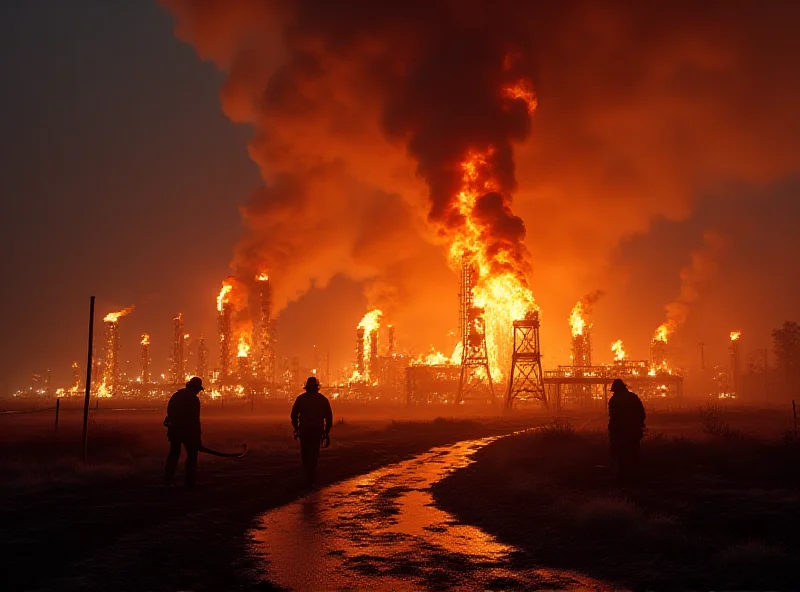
[569,290,604,367]
[652,231,727,362]
[160,2,541,377]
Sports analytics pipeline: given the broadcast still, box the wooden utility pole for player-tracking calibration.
[82,296,95,461]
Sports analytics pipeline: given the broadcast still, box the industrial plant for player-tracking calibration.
[20,252,730,410]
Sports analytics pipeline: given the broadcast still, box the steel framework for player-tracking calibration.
[457,256,495,402]
[505,313,546,407]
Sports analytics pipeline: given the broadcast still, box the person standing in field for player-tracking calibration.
[163,376,204,488]
[607,378,646,483]
[291,376,333,489]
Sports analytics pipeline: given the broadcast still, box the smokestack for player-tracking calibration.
[256,274,275,383]
[140,334,150,384]
[650,338,669,371]
[103,320,120,396]
[184,334,191,379]
[387,325,396,356]
[196,334,208,381]
[218,303,232,383]
[730,331,742,395]
[100,305,133,396]
[571,332,591,367]
[171,313,184,384]
[369,328,379,380]
[356,327,366,377]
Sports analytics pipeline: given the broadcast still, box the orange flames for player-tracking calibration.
[569,301,588,337]
[611,340,627,362]
[412,342,463,366]
[237,334,250,358]
[141,334,150,346]
[217,283,233,312]
[502,80,537,114]
[351,310,382,382]
[449,149,538,380]
[653,323,670,343]
[255,272,269,282]
[730,330,741,341]
[104,305,135,323]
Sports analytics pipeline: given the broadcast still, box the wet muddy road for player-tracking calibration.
[247,433,616,591]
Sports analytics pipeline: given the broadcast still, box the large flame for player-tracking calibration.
[449,149,537,381]
[237,334,250,358]
[730,330,741,341]
[141,334,150,346]
[255,272,269,282]
[350,309,383,382]
[412,342,463,366]
[217,283,233,312]
[569,301,587,337]
[653,323,670,343]
[611,339,627,361]
[104,305,135,324]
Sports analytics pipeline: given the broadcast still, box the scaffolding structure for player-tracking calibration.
[544,361,684,410]
[103,319,121,395]
[651,338,668,370]
[140,334,150,384]
[356,327,366,377]
[218,302,232,383]
[505,312,546,407]
[196,334,208,381]
[257,276,276,384]
[171,313,184,384]
[730,334,741,396]
[457,256,494,402]
[572,330,592,367]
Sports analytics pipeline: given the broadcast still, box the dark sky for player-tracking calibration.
[0,0,259,392]
[1,1,799,393]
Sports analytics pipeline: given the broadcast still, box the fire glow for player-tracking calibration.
[104,305,135,324]
[611,340,627,361]
[451,149,538,381]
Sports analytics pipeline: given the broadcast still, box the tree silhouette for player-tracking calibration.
[772,321,800,381]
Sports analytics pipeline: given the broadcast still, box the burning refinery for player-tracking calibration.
[14,261,756,407]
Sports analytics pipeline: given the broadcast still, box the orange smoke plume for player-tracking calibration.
[654,231,727,343]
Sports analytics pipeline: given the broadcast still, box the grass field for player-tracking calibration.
[433,406,800,590]
[0,402,548,591]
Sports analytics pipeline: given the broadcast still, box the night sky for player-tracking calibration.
[1,1,799,394]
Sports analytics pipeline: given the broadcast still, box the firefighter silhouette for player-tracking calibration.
[290,376,333,488]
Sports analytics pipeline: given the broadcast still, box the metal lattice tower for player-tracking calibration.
[218,304,232,383]
[171,313,185,384]
[257,276,276,384]
[457,256,495,402]
[506,312,546,408]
